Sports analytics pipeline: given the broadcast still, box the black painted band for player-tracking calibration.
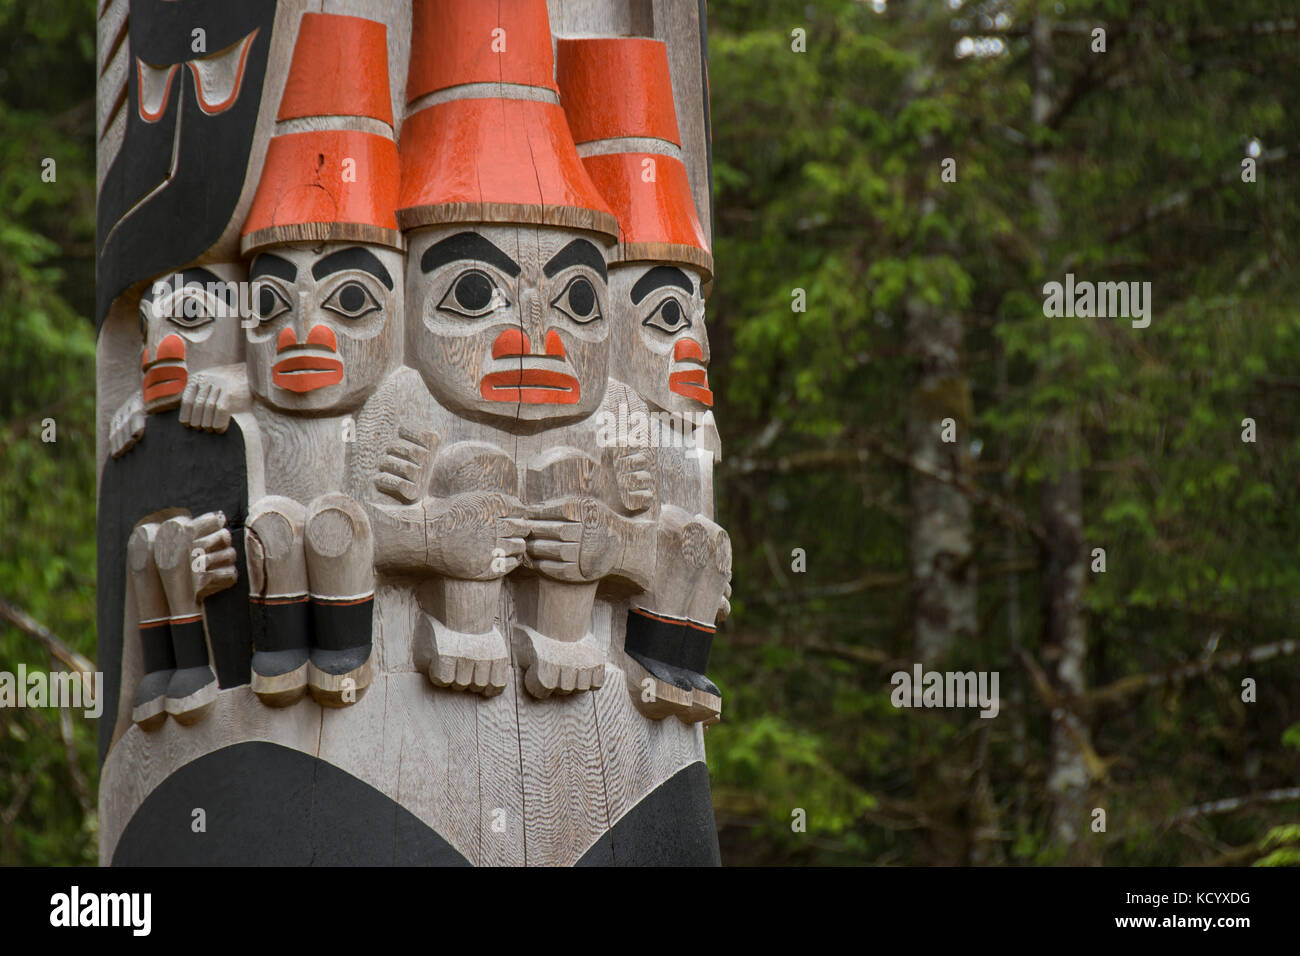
[169,619,209,670]
[625,608,687,668]
[250,597,311,653]
[310,597,374,652]
[139,620,176,674]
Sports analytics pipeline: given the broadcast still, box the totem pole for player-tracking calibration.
[96,0,726,866]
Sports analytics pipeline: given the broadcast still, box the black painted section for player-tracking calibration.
[250,598,310,653]
[97,413,251,761]
[577,761,721,866]
[310,598,373,652]
[96,0,276,328]
[113,742,473,866]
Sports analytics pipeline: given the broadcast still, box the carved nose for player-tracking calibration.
[306,325,337,350]
[155,333,186,362]
[492,327,530,359]
[674,338,705,363]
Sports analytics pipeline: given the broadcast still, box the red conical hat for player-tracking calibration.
[396,0,617,239]
[556,37,712,279]
[242,13,401,255]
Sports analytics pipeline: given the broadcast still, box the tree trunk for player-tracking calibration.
[1030,13,1095,863]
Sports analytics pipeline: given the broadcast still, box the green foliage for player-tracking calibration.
[706,0,1300,864]
[0,0,98,866]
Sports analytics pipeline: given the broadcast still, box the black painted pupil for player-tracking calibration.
[455,272,493,312]
[662,300,682,327]
[338,283,367,314]
[568,278,595,317]
[258,288,278,317]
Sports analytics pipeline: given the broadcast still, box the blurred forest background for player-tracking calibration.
[1,0,1298,865]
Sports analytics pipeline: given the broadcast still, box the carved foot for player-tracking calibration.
[511,623,605,699]
[623,651,693,720]
[413,612,508,697]
[131,667,172,731]
[164,664,219,725]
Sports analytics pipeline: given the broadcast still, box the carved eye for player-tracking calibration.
[550,275,602,324]
[254,283,292,324]
[438,269,507,318]
[642,296,692,335]
[323,280,380,320]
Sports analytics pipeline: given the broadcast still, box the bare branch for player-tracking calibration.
[0,596,96,676]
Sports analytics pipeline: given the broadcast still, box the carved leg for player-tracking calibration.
[304,493,374,707]
[511,576,605,699]
[679,523,730,725]
[246,496,310,707]
[127,522,173,730]
[413,578,509,697]
[154,515,232,724]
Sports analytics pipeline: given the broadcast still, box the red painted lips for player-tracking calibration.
[480,368,581,404]
[482,328,581,404]
[273,325,344,393]
[668,338,713,406]
[142,333,188,404]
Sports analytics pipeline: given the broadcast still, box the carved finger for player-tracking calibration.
[526,539,578,562]
[203,545,238,570]
[179,380,200,425]
[396,424,438,451]
[198,565,238,600]
[190,512,227,539]
[189,382,213,428]
[618,449,652,470]
[496,518,531,540]
[200,388,222,430]
[496,535,526,558]
[374,472,418,504]
[379,453,420,483]
[524,519,582,542]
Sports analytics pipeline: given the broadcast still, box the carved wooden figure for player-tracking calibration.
[558,36,731,724]
[238,11,403,707]
[98,0,724,867]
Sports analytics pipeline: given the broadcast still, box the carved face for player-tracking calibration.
[245,243,402,414]
[405,224,611,429]
[608,263,712,415]
[138,264,246,415]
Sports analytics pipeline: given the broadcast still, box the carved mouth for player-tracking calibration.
[142,361,188,403]
[273,351,344,393]
[480,368,581,405]
[668,367,713,406]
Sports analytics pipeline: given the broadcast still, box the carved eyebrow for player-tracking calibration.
[311,246,394,290]
[421,232,521,278]
[543,239,607,280]
[250,254,297,283]
[630,266,691,305]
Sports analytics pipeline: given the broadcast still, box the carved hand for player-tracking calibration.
[614,447,655,513]
[524,496,626,583]
[109,392,147,458]
[374,425,440,505]
[179,364,250,433]
[425,491,528,581]
[153,512,238,614]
